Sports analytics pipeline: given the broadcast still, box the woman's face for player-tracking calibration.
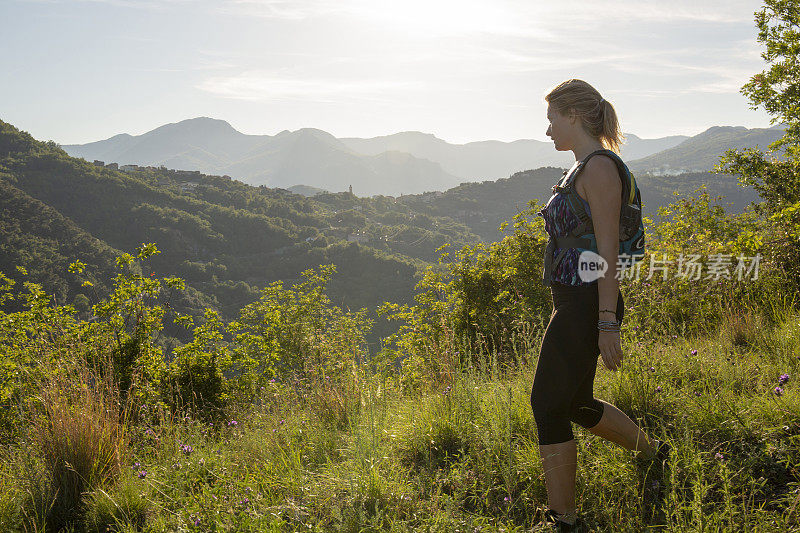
[546,104,575,151]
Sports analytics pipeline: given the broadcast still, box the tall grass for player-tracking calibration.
[23,356,129,531]
[3,292,799,531]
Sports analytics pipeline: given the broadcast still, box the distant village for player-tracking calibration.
[91,160,231,192]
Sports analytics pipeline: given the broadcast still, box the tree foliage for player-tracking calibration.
[717,0,800,295]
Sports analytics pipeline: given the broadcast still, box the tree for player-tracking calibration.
[716,0,800,293]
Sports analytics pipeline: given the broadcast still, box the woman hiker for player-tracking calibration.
[531,79,668,532]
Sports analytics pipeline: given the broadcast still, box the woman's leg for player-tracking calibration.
[587,399,656,456]
[531,289,592,519]
[539,440,577,516]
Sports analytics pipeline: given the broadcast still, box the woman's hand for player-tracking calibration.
[599,330,623,371]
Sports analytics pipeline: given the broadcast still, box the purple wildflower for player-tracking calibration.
[180,444,193,455]
[695,391,702,397]
[649,366,655,372]
[228,420,238,427]
[137,470,147,479]
[715,452,724,460]
[691,349,698,356]
[655,386,662,393]
[444,385,452,395]
[779,373,790,385]
[775,386,784,397]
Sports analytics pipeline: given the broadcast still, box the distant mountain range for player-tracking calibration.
[627,125,785,174]
[62,118,782,195]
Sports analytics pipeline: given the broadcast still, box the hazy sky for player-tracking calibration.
[2,0,775,145]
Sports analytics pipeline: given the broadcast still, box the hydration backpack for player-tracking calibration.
[542,149,645,285]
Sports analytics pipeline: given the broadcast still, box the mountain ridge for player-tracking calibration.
[62,117,779,195]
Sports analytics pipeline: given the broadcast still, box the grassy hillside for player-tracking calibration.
[1,162,798,530]
[0,255,797,531]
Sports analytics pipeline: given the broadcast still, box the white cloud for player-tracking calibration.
[17,0,196,8]
[218,0,349,19]
[197,70,425,102]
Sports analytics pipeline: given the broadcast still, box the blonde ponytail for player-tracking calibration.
[545,79,624,154]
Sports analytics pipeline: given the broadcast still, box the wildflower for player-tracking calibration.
[137,470,147,479]
[503,496,511,502]
[715,452,724,460]
[691,349,698,356]
[775,386,784,397]
[180,444,194,455]
[228,420,238,427]
[279,419,285,425]
[241,497,250,505]
[655,386,662,393]
[269,378,276,383]
[695,391,702,397]
[443,385,452,395]
[649,366,655,372]
[779,373,790,385]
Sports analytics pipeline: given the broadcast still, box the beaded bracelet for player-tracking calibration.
[598,319,621,332]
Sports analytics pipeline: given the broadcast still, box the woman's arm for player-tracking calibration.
[578,156,623,370]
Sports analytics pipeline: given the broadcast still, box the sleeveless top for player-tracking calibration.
[538,170,596,287]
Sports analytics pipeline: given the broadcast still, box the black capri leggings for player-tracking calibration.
[530,281,624,446]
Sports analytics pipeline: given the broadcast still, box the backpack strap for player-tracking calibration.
[556,149,635,235]
[541,150,636,285]
[542,234,595,285]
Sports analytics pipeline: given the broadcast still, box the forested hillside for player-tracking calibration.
[0,120,463,342]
